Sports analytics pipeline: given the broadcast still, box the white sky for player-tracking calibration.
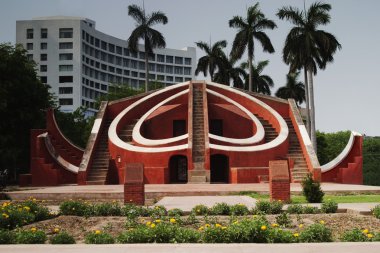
[1,0,380,136]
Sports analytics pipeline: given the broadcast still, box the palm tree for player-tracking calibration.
[195,40,227,81]
[275,72,305,105]
[241,60,274,95]
[229,3,277,92]
[277,2,341,151]
[213,54,245,88]
[127,4,168,92]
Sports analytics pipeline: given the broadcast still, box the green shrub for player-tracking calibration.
[19,200,51,222]
[210,203,230,215]
[0,208,34,229]
[122,204,145,219]
[299,223,332,242]
[191,205,209,215]
[341,228,371,242]
[0,229,14,244]
[268,228,297,243]
[303,205,319,214]
[174,227,200,243]
[321,199,338,213]
[59,200,92,216]
[270,200,284,214]
[94,202,121,216]
[15,228,47,244]
[85,230,115,244]
[117,226,153,243]
[227,217,269,243]
[50,231,76,244]
[167,208,184,217]
[255,200,272,214]
[275,213,292,227]
[149,205,167,218]
[287,204,304,214]
[230,204,249,216]
[301,174,324,203]
[202,224,230,243]
[372,204,380,219]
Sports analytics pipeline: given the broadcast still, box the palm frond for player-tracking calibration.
[128,4,145,24]
[146,11,168,26]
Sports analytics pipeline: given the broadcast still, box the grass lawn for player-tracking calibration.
[240,191,380,203]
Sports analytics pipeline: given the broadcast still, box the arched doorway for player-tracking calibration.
[169,155,188,183]
[210,154,229,183]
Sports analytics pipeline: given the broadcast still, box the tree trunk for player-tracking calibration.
[303,67,311,135]
[145,53,149,93]
[248,55,253,92]
[308,67,317,152]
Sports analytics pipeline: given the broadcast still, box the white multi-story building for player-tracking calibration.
[16,16,196,115]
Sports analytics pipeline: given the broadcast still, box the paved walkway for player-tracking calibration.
[1,243,380,253]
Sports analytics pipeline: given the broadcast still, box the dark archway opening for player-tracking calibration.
[169,155,188,183]
[210,154,229,183]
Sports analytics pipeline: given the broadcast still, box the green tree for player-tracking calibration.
[240,60,274,95]
[363,137,380,186]
[316,131,350,165]
[0,43,55,175]
[127,4,168,92]
[213,53,245,88]
[195,40,227,81]
[275,72,305,105]
[277,2,342,151]
[229,2,277,92]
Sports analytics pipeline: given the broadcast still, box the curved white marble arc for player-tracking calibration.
[132,89,189,146]
[207,81,289,152]
[108,82,190,153]
[206,89,265,145]
[321,131,362,173]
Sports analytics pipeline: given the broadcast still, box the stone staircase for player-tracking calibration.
[285,117,309,182]
[86,120,112,185]
[50,137,82,166]
[255,114,277,143]
[119,119,139,143]
[189,84,208,183]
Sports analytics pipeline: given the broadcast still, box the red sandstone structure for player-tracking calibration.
[26,81,363,186]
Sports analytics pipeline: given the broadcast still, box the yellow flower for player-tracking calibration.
[233,221,239,225]
[53,228,60,233]
[271,223,279,228]
[2,213,9,219]
[150,224,156,228]
[170,218,176,224]
[155,219,161,223]
[319,220,325,225]
[221,226,227,230]
[196,209,200,213]
[24,206,30,212]
[293,233,299,237]
[367,233,373,239]
[205,224,210,228]
[146,221,152,226]
[238,203,244,206]
[198,226,204,231]
[31,227,37,232]
[252,215,258,219]
[32,198,37,202]
[299,224,304,228]
[215,224,222,228]
[95,230,101,235]
[155,206,160,210]
[261,225,267,231]
[362,229,369,234]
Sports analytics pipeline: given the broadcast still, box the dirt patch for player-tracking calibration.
[22,213,380,243]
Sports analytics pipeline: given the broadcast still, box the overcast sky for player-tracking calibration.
[1,0,380,136]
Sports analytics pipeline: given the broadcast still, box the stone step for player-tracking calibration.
[193,162,204,170]
[189,176,207,183]
[86,180,106,185]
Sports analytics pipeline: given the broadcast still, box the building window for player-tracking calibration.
[175,77,183,82]
[109,43,115,53]
[184,67,191,75]
[40,54,47,61]
[156,64,164,73]
[175,57,183,65]
[139,52,145,59]
[59,87,73,94]
[157,54,165,62]
[101,41,107,50]
[40,65,47,72]
[41,28,48,38]
[59,53,73,60]
[40,43,47,50]
[59,65,73,71]
[59,76,73,83]
[174,66,183,75]
[166,76,173,82]
[139,62,145,70]
[166,55,173,63]
[116,46,122,55]
[27,54,33,61]
[59,42,73,49]
[26,29,33,39]
[166,65,173,74]
[59,98,73,105]
[185,58,192,65]
[26,43,33,50]
[157,75,165,81]
[59,28,73,38]
[40,76,47,83]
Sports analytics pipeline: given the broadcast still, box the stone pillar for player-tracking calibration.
[269,160,290,202]
[124,163,144,205]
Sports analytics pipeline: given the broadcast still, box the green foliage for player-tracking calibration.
[255,200,283,214]
[299,223,332,242]
[210,203,231,215]
[269,200,284,214]
[268,228,297,243]
[117,225,153,243]
[275,213,292,227]
[167,208,184,217]
[50,231,76,244]
[191,205,209,215]
[226,216,270,243]
[303,205,319,214]
[19,200,51,222]
[317,131,351,165]
[122,204,147,219]
[0,43,55,174]
[0,230,14,244]
[85,231,115,244]
[202,224,230,243]
[149,205,167,219]
[287,204,304,214]
[59,200,92,216]
[301,174,324,203]
[15,229,47,244]
[363,137,380,186]
[93,202,121,216]
[372,204,380,219]
[230,204,249,216]
[321,199,338,213]
[341,228,371,242]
